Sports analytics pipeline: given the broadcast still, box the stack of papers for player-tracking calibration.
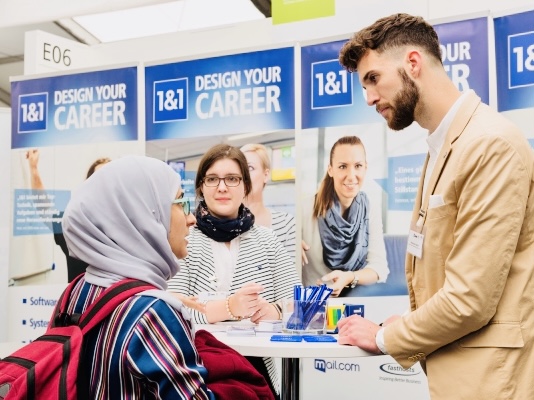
[257,320,283,332]
[225,321,283,336]
[226,325,255,336]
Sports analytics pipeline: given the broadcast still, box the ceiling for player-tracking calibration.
[0,0,270,108]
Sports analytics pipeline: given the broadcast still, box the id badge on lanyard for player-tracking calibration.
[407,209,425,259]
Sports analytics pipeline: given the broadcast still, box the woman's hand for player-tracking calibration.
[318,270,355,297]
[171,293,206,313]
[249,298,279,323]
[228,282,264,318]
[301,240,310,266]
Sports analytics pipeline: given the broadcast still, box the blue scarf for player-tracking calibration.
[318,192,370,272]
[195,200,255,243]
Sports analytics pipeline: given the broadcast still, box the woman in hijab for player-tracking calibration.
[168,144,300,398]
[61,155,214,399]
[301,136,389,297]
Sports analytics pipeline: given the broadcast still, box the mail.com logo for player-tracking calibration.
[314,359,360,373]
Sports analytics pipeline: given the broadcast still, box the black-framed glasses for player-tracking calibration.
[203,175,243,187]
[172,197,191,215]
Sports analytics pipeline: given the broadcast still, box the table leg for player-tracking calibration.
[281,357,299,400]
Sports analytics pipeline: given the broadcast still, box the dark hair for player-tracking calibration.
[339,13,442,72]
[313,136,366,218]
[86,157,111,179]
[195,144,252,198]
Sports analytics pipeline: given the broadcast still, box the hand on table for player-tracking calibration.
[337,314,383,354]
[228,282,264,319]
[249,297,279,323]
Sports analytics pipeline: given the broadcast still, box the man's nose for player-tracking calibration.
[365,88,379,106]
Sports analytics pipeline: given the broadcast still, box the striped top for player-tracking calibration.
[167,224,301,392]
[68,279,215,400]
[168,224,300,323]
[270,210,296,262]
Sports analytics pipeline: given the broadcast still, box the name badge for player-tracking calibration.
[407,229,424,259]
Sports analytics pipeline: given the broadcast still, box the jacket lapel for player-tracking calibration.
[420,91,481,209]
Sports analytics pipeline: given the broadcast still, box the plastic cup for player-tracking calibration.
[281,298,326,335]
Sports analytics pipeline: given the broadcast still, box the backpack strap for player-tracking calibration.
[78,279,155,333]
[50,273,86,328]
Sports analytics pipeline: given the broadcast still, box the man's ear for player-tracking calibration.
[406,50,423,78]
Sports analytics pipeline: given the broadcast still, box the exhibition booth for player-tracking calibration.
[1,1,534,398]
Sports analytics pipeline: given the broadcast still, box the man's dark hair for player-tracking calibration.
[339,13,443,72]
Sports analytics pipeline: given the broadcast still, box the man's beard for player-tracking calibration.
[387,69,419,131]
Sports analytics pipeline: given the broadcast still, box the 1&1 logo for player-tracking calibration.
[314,359,361,373]
[311,59,353,109]
[153,78,188,123]
[18,92,48,133]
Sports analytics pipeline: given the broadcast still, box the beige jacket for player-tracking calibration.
[385,92,534,399]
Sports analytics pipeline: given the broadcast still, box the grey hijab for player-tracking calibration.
[63,155,181,290]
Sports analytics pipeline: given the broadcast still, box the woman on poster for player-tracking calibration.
[301,135,389,297]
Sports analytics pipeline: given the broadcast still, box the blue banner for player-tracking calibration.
[145,48,295,140]
[13,189,70,236]
[301,40,379,128]
[434,17,489,104]
[494,10,534,111]
[375,154,426,211]
[11,67,138,149]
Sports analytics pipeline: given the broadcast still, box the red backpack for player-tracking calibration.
[0,275,154,400]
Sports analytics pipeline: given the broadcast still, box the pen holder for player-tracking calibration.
[281,299,326,335]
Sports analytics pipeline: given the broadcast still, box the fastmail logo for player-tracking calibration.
[314,359,361,373]
[379,363,420,376]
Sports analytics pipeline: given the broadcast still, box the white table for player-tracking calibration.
[197,323,372,400]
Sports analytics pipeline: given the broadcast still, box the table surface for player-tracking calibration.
[197,323,373,359]
[1,324,374,360]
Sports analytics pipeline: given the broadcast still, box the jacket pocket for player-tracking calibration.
[459,322,524,348]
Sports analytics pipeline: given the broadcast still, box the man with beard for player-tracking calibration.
[336,13,534,400]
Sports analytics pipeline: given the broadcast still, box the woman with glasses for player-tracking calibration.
[59,155,215,399]
[168,144,301,398]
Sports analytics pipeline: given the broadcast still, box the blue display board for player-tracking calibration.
[11,67,138,149]
[301,40,379,129]
[494,10,534,111]
[376,154,426,212]
[145,47,295,140]
[13,189,70,236]
[434,17,489,104]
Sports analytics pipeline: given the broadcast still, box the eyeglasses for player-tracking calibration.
[203,175,243,187]
[172,197,191,215]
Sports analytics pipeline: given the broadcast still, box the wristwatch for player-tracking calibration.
[347,272,359,288]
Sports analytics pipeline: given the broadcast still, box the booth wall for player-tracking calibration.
[0,108,10,341]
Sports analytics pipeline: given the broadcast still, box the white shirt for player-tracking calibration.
[210,236,240,292]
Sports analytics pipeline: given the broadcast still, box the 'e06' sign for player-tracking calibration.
[43,43,72,67]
